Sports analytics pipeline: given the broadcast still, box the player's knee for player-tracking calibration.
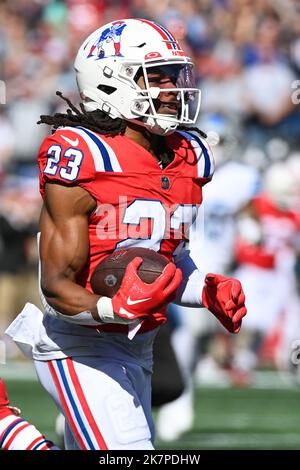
[105,390,152,449]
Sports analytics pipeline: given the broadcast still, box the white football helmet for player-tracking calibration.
[74,18,201,135]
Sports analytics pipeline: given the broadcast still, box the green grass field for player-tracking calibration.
[3,368,300,450]
[159,387,300,450]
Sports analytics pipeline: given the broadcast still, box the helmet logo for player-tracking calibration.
[144,51,162,60]
[87,21,127,60]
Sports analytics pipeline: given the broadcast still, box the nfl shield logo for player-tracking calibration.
[161,176,170,190]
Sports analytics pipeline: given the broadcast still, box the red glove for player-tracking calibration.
[202,273,247,334]
[0,378,9,407]
[0,378,21,417]
[112,257,182,321]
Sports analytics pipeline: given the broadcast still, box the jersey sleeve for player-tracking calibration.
[38,127,97,198]
[173,246,205,307]
[198,135,215,183]
[178,130,215,185]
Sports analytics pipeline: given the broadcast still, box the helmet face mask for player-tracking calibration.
[74,19,201,135]
[132,61,201,133]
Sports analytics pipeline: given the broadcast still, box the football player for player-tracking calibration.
[0,377,59,450]
[3,19,246,450]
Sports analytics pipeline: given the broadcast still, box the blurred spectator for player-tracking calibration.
[7,87,49,163]
[0,110,15,181]
[0,175,41,357]
[242,14,299,145]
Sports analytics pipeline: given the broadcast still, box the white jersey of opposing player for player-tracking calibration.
[189,161,261,274]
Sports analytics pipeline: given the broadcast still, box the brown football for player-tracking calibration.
[90,247,169,297]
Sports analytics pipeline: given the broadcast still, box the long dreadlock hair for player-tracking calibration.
[38,91,207,168]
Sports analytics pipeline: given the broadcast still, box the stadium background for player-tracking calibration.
[0,0,300,450]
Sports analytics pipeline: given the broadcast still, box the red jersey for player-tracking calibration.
[236,194,300,269]
[38,125,214,331]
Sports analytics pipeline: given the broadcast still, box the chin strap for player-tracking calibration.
[143,116,178,136]
[127,115,178,136]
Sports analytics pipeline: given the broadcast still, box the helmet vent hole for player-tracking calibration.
[97,84,117,95]
[103,66,113,78]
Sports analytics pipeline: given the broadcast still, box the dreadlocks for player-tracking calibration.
[38,91,207,169]
[137,124,207,169]
[38,91,127,136]
[178,125,207,139]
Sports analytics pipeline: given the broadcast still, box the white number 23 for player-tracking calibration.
[44,144,83,181]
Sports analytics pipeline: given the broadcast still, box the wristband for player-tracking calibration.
[97,296,131,325]
[96,296,114,322]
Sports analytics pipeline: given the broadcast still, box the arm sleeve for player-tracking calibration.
[38,127,96,197]
[173,247,205,307]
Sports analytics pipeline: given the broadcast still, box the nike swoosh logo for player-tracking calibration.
[127,296,152,305]
[62,135,79,146]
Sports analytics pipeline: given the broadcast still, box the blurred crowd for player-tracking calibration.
[0,0,300,390]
